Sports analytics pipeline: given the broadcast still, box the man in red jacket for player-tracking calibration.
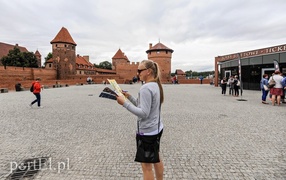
[30,77,43,108]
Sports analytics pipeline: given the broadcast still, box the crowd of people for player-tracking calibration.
[220,70,286,106]
[220,75,241,96]
[260,70,286,106]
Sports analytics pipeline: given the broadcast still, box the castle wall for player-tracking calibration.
[115,62,139,80]
[0,66,56,90]
[0,66,129,90]
[112,59,129,67]
[176,76,210,84]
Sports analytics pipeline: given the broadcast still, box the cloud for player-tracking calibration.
[1,0,286,72]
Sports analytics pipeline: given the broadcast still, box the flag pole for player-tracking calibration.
[237,53,247,101]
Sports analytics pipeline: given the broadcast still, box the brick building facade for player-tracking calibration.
[46,27,174,83]
[0,27,176,90]
[215,44,286,90]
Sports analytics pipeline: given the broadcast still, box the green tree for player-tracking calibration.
[93,63,99,68]
[1,56,8,69]
[95,61,112,70]
[1,46,38,68]
[45,52,53,62]
[184,70,214,79]
[22,51,38,67]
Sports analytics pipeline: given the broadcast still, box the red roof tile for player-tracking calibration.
[175,69,185,75]
[76,55,93,66]
[35,50,41,55]
[112,49,129,61]
[112,49,125,59]
[96,68,116,73]
[50,27,77,45]
[0,42,29,59]
[46,58,53,63]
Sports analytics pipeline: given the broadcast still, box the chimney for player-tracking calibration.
[77,54,80,57]
[83,55,89,62]
[149,43,152,49]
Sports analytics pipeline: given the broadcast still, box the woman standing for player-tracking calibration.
[260,74,269,104]
[269,70,283,106]
[220,77,227,95]
[117,60,164,180]
[233,75,240,97]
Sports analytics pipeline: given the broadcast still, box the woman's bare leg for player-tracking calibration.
[277,95,281,105]
[154,156,164,180]
[141,163,154,180]
[272,95,276,105]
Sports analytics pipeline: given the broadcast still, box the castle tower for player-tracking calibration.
[34,50,41,67]
[50,27,77,79]
[112,48,130,70]
[146,42,174,83]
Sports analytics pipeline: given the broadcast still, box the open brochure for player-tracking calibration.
[107,79,124,97]
[99,79,125,100]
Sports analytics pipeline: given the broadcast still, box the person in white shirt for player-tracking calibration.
[269,70,283,106]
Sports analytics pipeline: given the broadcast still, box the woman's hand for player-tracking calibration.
[117,95,126,105]
[122,91,130,98]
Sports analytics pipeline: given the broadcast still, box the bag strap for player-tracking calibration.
[158,103,161,134]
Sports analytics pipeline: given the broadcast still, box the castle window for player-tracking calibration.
[49,64,51,68]
[56,44,58,47]
[166,51,168,54]
[65,44,67,47]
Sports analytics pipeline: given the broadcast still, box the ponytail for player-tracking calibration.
[154,62,164,104]
[142,60,164,104]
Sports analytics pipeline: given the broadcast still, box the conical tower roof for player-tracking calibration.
[112,48,129,60]
[35,50,41,55]
[146,42,173,53]
[50,27,77,45]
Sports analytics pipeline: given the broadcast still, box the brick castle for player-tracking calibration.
[0,27,175,90]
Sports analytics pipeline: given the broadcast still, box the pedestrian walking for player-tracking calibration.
[30,77,43,108]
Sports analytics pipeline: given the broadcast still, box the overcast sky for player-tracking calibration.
[1,0,286,72]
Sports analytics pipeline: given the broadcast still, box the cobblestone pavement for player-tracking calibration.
[0,84,285,180]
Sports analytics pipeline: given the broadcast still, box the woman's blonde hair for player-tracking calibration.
[141,59,164,104]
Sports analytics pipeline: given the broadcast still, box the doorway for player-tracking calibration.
[262,68,275,78]
[225,70,231,79]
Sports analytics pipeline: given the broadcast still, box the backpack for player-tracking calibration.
[30,84,34,92]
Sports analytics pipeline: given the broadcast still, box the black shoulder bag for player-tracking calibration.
[134,104,161,163]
